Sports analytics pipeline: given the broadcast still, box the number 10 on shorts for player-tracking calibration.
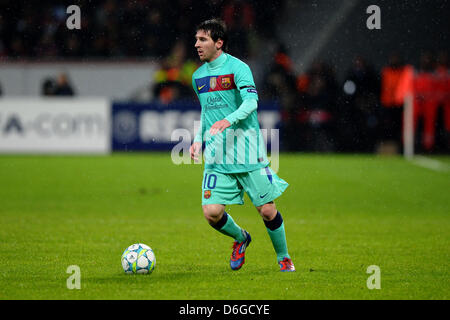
[203,173,217,189]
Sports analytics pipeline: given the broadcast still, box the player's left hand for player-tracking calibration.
[209,119,231,135]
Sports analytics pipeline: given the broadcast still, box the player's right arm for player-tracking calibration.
[190,119,203,161]
[189,141,202,162]
[191,74,204,161]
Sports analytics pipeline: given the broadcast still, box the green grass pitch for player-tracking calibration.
[0,153,448,300]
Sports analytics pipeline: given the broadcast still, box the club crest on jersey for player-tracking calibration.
[209,77,217,90]
[194,74,236,94]
[221,77,232,89]
[204,190,211,199]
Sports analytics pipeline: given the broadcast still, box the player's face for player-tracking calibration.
[195,30,222,62]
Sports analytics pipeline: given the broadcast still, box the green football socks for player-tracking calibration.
[265,212,291,261]
[212,212,246,242]
[211,210,290,259]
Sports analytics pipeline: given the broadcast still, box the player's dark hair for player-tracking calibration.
[196,18,228,51]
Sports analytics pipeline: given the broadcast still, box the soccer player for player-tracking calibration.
[189,19,295,272]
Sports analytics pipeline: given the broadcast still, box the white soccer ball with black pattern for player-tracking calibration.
[121,243,156,274]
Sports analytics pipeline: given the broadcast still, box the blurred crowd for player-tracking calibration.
[32,47,448,154]
[262,47,450,153]
[1,0,449,153]
[42,73,76,96]
[0,0,284,60]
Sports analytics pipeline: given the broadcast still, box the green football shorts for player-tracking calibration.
[201,166,289,207]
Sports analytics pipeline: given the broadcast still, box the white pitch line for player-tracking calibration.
[408,156,450,172]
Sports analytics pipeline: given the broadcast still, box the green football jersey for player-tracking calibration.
[192,52,270,173]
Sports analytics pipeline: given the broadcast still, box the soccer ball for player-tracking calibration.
[121,243,156,274]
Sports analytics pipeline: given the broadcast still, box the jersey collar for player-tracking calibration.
[206,52,227,71]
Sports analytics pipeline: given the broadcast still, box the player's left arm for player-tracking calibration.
[209,63,259,135]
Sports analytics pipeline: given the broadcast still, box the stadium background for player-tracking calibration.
[0,0,449,154]
[0,0,449,301]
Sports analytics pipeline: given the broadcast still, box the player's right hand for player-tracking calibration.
[189,142,202,162]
